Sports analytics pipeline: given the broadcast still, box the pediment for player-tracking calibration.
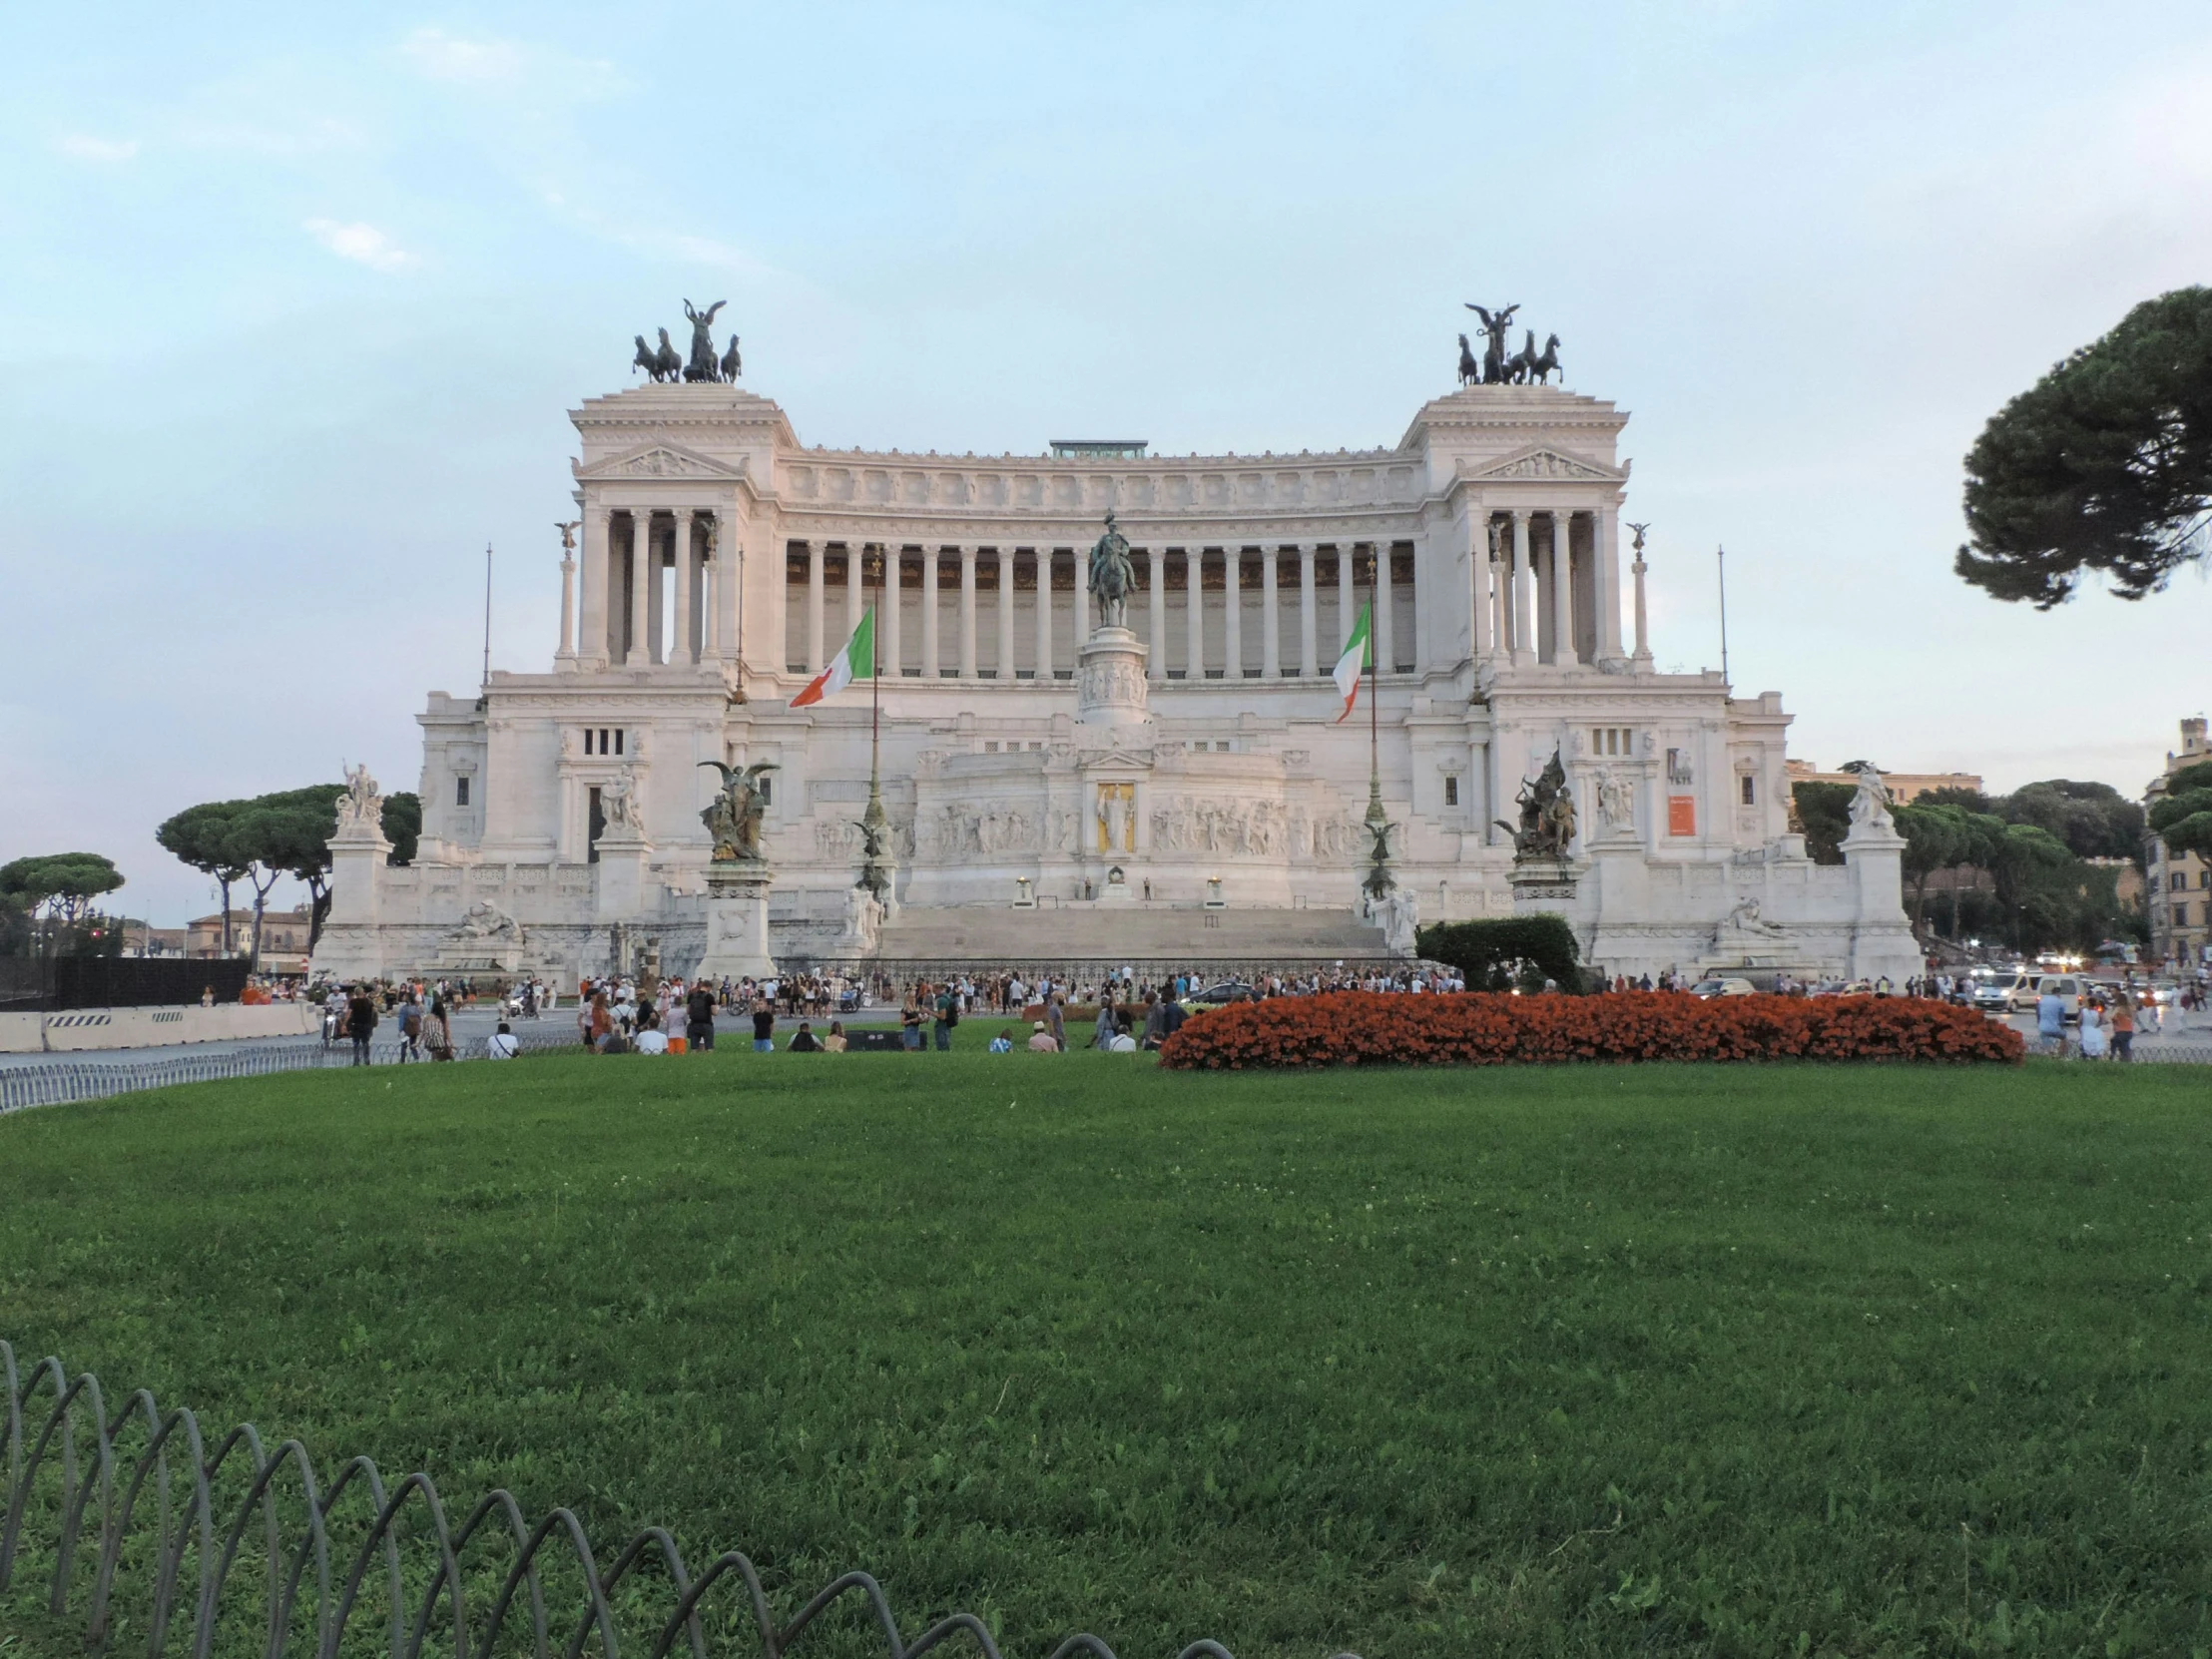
[1465,445,1620,483]
[575,442,744,482]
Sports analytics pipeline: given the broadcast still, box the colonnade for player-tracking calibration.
[788,542,1412,682]
[564,507,737,671]
[1468,508,1626,669]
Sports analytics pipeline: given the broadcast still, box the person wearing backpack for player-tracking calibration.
[933,984,959,1050]
[397,993,423,1063]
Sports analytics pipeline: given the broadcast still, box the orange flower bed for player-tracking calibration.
[1155,990,2025,1069]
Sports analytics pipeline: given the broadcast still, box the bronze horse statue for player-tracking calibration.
[1456,333,1481,388]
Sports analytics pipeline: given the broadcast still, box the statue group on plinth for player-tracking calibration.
[1456,301,1563,387]
[632,298,743,384]
[1498,748,1578,861]
[698,761,776,861]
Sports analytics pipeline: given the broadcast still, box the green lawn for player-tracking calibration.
[2,1051,2208,1658]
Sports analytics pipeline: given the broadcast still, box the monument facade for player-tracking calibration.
[312,318,1919,986]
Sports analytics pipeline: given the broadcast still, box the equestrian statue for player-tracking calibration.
[1087,511,1136,632]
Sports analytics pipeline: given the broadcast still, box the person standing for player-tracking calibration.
[2110,994,2135,1062]
[933,983,959,1050]
[686,980,718,1051]
[751,996,777,1053]
[1044,992,1066,1051]
[901,984,925,1050]
[396,991,423,1063]
[346,985,377,1066]
[424,996,453,1061]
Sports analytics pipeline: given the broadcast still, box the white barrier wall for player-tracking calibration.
[3,1003,321,1054]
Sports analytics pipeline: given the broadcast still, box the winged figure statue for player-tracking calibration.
[698,760,779,861]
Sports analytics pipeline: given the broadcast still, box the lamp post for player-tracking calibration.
[1360,546,1394,903]
[857,546,892,907]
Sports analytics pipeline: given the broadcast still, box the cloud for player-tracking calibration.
[397,26,621,96]
[302,219,417,273]
[399,26,524,84]
[56,134,140,163]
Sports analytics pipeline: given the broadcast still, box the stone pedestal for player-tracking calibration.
[1098,865,1136,903]
[310,823,392,982]
[1508,857,1580,913]
[697,864,776,980]
[1840,818,1922,987]
[1076,627,1150,730]
[594,832,655,921]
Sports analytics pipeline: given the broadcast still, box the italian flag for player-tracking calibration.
[791,608,874,707]
[1332,601,1372,723]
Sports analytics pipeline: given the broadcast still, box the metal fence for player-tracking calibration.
[0,1023,581,1115]
[2023,1038,2212,1064]
[0,1341,1341,1659]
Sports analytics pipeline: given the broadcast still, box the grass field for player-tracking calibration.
[2,1047,2209,1657]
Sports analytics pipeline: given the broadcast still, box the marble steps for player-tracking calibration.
[859,905,1394,964]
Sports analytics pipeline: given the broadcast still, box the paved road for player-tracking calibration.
[8,1002,2208,1072]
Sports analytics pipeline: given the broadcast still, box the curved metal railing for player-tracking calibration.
[2,1342,1358,1659]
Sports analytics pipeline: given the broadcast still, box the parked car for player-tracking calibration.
[1193,979,1255,1004]
[1689,977,1757,998]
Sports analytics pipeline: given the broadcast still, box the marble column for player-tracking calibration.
[1073,544,1089,643]
[1299,545,1318,677]
[556,547,578,671]
[1336,544,1355,663]
[1375,543,1394,676]
[1225,548,1243,678]
[672,511,696,665]
[807,541,826,673]
[958,546,978,678]
[883,546,902,678]
[995,548,1014,678]
[1470,519,1491,660]
[1632,539,1652,667]
[1510,512,1534,667]
[1184,549,1203,677]
[1147,545,1166,679]
[1262,548,1281,679]
[922,548,941,677]
[847,545,867,659]
[1598,506,1625,663]
[1550,512,1573,666]
[1034,549,1053,679]
[632,513,656,665]
[580,506,612,669]
[715,508,741,667]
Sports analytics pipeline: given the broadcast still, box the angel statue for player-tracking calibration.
[1462,301,1519,383]
[698,760,778,861]
[683,299,727,382]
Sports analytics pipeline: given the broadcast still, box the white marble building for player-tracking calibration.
[313,372,1919,986]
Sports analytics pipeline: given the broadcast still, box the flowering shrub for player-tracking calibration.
[1155,990,2025,1069]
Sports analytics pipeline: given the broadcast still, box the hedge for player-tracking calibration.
[1155,990,2024,1068]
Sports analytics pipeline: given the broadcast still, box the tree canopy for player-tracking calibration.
[1997,779,2146,861]
[1956,286,2212,607]
[0,852,125,957]
[2149,760,2212,861]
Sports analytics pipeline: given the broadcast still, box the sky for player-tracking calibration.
[3,1,2208,925]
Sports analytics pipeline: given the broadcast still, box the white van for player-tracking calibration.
[2034,975,2083,1022]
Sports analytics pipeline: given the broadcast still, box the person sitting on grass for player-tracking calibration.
[788,1021,822,1053]
[823,1020,848,1053]
[989,1028,1014,1053]
[1026,1020,1058,1052]
[633,1008,669,1055]
[487,1021,519,1060]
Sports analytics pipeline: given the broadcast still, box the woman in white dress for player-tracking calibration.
[2077,1002,2108,1060]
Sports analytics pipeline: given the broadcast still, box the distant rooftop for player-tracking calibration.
[1048,439,1148,458]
